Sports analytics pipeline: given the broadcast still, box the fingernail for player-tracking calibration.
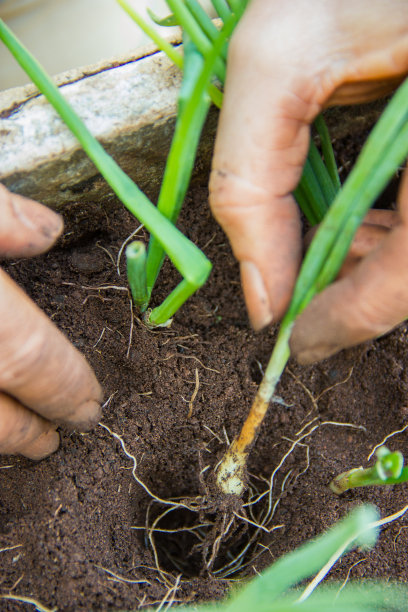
[12,195,63,240]
[22,429,60,460]
[240,261,273,331]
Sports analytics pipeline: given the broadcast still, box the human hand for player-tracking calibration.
[0,184,102,460]
[209,0,408,362]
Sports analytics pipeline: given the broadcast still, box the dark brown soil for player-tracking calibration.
[1,133,408,611]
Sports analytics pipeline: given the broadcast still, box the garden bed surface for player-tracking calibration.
[1,132,408,611]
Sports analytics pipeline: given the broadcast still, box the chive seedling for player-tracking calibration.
[116,0,339,322]
[216,76,408,495]
[330,446,408,494]
[0,18,218,326]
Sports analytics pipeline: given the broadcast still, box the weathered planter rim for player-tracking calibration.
[0,34,387,219]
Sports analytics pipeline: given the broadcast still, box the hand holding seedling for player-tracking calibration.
[210,0,408,362]
[0,185,102,460]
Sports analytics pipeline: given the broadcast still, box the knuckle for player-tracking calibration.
[209,170,261,216]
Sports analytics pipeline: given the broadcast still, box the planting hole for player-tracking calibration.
[141,497,269,578]
[151,506,208,577]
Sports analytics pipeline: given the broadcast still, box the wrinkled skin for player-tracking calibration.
[0,184,102,459]
[210,0,408,363]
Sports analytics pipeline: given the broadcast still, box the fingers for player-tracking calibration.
[0,184,63,258]
[291,224,408,363]
[0,269,103,428]
[336,223,392,279]
[304,210,400,278]
[210,0,408,333]
[291,180,408,364]
[326,0,408,106]
[210,173,302,329]
[0,392,59,460]
[0,185,100,458]
[210,4,323,328]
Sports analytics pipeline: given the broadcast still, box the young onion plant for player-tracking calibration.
[116,0,338,320]
[331,446,408,494]
[216,77,408,495]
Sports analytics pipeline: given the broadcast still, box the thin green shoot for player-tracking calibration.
[216,75,408,495]
[166,0,226,82]
[116,0,224,109]
[226,0,249,14]
[314,114,342,190]
[126,241,148,310]
[294,124,341,224]
[331,446,408,494]
[145,34,212,300]
[116,0,183,68]
[184,0,229,62]
[209,0,231,22]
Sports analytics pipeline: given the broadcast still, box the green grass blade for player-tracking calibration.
[282,584,408,612]
[225,0,243,12]
[297,155,330,223]
[185,0,228,62]
[0,18,211,290]
[177,583,408,612]
[210,0,231,21]
[148,278,197,325]
[302,119,408,310]
[295,136,339,226]
[145,43,211,295]
[178,33,210,116]
[254,83,408,449]
[116,0,223,109]
[166,0,226,81]
[293,181,319,225]
[288,77,408,319]
[308,138,338,207]
[257,77,408,420]
[226,506,378,609]
[314,114,341,190]
[145,36,211,294]
[226,0,250,17]
[145,16,236,305]
[115,0,182,68]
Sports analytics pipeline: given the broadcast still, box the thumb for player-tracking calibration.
[0,184,63,258]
